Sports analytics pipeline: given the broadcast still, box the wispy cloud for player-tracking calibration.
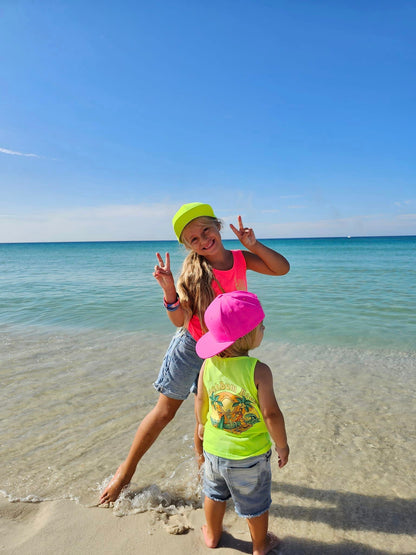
[394,200,414,208]
[1,204,415,243]
[0,147,40,158]
[397,213,416,220]
[220,212,416,240]
[280,194,303,199]
[0,203,177,243]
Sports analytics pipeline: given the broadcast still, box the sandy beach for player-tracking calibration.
[2,477,415,555]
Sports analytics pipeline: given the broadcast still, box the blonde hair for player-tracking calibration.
[177,216,223,332]
[217,326,260,358]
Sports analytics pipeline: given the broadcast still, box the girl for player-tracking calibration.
[99,202,289,505]
[195,291,289,555]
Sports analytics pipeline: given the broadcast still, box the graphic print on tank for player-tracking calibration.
[209,388,261,434]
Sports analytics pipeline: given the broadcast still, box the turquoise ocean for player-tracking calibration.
[1,237,415,551]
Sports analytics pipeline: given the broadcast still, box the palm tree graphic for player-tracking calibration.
[232,395,254,412]
[209,392,223,411]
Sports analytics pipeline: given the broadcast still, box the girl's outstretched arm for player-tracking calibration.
[230,216,290,276]
[153,252,185,327]
[255,361,289,468]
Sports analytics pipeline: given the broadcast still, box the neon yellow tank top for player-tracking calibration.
[202,355,272,459]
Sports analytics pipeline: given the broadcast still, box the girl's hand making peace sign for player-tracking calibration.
[230,216,257,249]
[153,252,175,292]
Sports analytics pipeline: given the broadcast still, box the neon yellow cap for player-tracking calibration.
[172,202,216,242]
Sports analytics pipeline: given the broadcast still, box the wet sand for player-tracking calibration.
[1,478,415,555]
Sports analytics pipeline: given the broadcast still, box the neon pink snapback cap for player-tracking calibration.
[196,291,265,359]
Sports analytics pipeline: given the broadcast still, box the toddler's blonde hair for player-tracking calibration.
[217,326,260,358]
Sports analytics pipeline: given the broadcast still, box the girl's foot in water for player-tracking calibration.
[99,465,129,504]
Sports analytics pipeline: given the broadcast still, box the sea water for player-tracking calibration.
[1,237,415,549]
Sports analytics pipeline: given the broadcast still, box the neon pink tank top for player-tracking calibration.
[187,250,247,341]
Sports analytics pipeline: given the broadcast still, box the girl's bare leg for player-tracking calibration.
[99,394,183,503]
[247,511,280,555]
[202,496,226,548]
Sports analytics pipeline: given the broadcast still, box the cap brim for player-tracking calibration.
[196,332,234,359]
[172,203,216,242]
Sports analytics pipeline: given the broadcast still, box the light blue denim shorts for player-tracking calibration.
[203,449,272,519]
[153,329,204,400]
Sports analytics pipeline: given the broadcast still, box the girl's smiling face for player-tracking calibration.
[181,217,222,256]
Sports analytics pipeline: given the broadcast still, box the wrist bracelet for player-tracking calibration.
[163,293,180,311]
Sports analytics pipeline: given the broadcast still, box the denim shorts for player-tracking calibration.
[203,449,272,519]
[153,329,204,400]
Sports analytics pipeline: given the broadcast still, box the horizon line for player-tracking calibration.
[1,234,415,245]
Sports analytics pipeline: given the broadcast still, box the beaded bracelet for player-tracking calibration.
[163,293,181,312]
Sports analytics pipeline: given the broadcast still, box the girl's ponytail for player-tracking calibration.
[177,252,216,332]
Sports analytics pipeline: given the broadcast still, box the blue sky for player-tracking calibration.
[1,0,415,242]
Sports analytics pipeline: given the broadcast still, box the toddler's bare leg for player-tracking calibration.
[202,496,226,548]
[247,511,280,555]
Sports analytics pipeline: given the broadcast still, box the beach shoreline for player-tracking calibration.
[1,488,415,555]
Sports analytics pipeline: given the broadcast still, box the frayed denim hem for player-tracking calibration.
[152,382,188,401]
[236,503,271,520]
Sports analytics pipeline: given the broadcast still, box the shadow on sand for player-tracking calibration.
[267,482,415,554]
[271,483,415,534]
[217,531,252,553]
[276,536,415,555]
[198,483,415,554]
[215,532,414,555]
